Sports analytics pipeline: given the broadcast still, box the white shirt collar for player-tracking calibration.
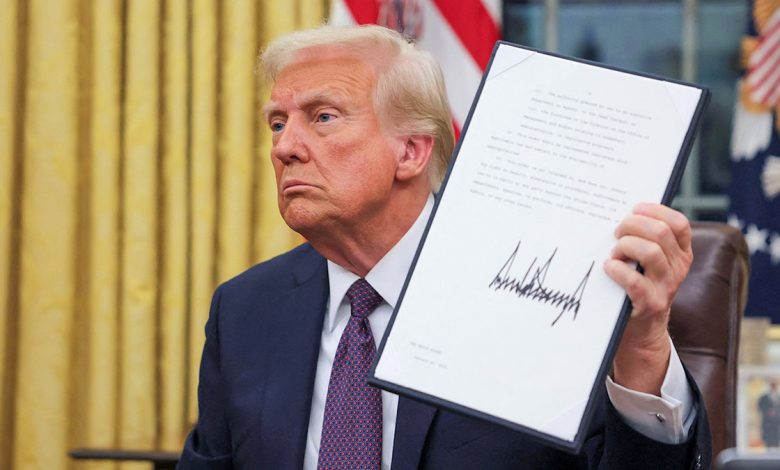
[325,194,434,332]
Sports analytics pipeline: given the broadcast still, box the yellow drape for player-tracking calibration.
[0,0,19,465]
[85,1,121,469]
[15,2,80,470]
[0,1,327,468]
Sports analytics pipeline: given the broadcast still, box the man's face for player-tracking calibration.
[265,50,403,237]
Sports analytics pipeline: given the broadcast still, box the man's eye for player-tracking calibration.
[317,113,335,123]
[270,122,285,132]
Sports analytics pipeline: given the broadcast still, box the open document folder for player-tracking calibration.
[368,42,709,453]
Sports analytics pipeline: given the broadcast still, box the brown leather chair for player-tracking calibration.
[669,222,749,459]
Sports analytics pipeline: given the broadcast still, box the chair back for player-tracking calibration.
[669,222,749,458]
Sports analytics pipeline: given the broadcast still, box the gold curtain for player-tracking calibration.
[0,1,328,468]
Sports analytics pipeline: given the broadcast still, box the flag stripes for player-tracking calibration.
[429,0,500,70]
[747,9,780,105]
[329,0,501,130]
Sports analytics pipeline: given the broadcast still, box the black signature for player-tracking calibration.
[488,241,594,326]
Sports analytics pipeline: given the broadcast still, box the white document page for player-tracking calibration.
[372,44,704,445]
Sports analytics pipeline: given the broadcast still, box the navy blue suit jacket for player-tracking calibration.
[179,243,711,469]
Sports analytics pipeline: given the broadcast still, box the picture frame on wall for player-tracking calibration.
[738,366,780,450]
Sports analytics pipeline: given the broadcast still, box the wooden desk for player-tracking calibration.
[69,448,179,470]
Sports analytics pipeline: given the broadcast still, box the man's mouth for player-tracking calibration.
[282,179,316,192]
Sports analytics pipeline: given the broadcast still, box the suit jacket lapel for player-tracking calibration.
[392,396,438,469]
[253,248,329,469]
[246,245,438,469]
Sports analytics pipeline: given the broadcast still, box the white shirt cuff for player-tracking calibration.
[605,337,696,444]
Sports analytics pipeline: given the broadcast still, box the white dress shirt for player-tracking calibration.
[302,195,696,470]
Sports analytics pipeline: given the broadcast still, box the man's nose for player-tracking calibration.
[271,117,310,165]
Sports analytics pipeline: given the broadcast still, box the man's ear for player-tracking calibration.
[395,134,434,182]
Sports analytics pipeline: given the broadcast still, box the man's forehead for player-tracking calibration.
[290,43,392,72]
[264,54,377,116]
[270,52,377,91]
[278,53,375,81]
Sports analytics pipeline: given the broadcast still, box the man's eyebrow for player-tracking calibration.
[263,88,353,120]
[262,101,281,120]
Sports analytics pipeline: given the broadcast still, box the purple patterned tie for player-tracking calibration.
[318,278,384,470]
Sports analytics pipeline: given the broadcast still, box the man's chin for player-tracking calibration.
[279,204,325,236]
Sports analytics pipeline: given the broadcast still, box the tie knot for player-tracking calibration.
[346,278,383,319]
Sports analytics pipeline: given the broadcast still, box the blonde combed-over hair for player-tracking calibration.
[259,24,455,191]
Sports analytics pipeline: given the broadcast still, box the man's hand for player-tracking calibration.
[604,203,693,396]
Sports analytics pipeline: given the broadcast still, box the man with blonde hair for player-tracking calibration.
[179,25,710,469]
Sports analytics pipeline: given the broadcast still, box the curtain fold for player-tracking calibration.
[187,0,218,428]
[84,1,121,469]
[0,1,327,468]
[160,0,190,453]
[217,0,257,283]
[15,1,80,469]
[0,0,20,464]
[120,0,161,458]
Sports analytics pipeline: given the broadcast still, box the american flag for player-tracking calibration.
[328,0,502,134]
[746,8,780,106]
[729,0,780,321]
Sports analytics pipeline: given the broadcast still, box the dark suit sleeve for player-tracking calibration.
[415,375,710,470]
[581,376,711,470]
[178,287,234,470]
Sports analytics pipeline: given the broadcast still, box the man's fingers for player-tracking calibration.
[605,203,693,319]
[604,258,655,311]
[611,235,671,278]
[615,213,681,261]
[631,203,692,253]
